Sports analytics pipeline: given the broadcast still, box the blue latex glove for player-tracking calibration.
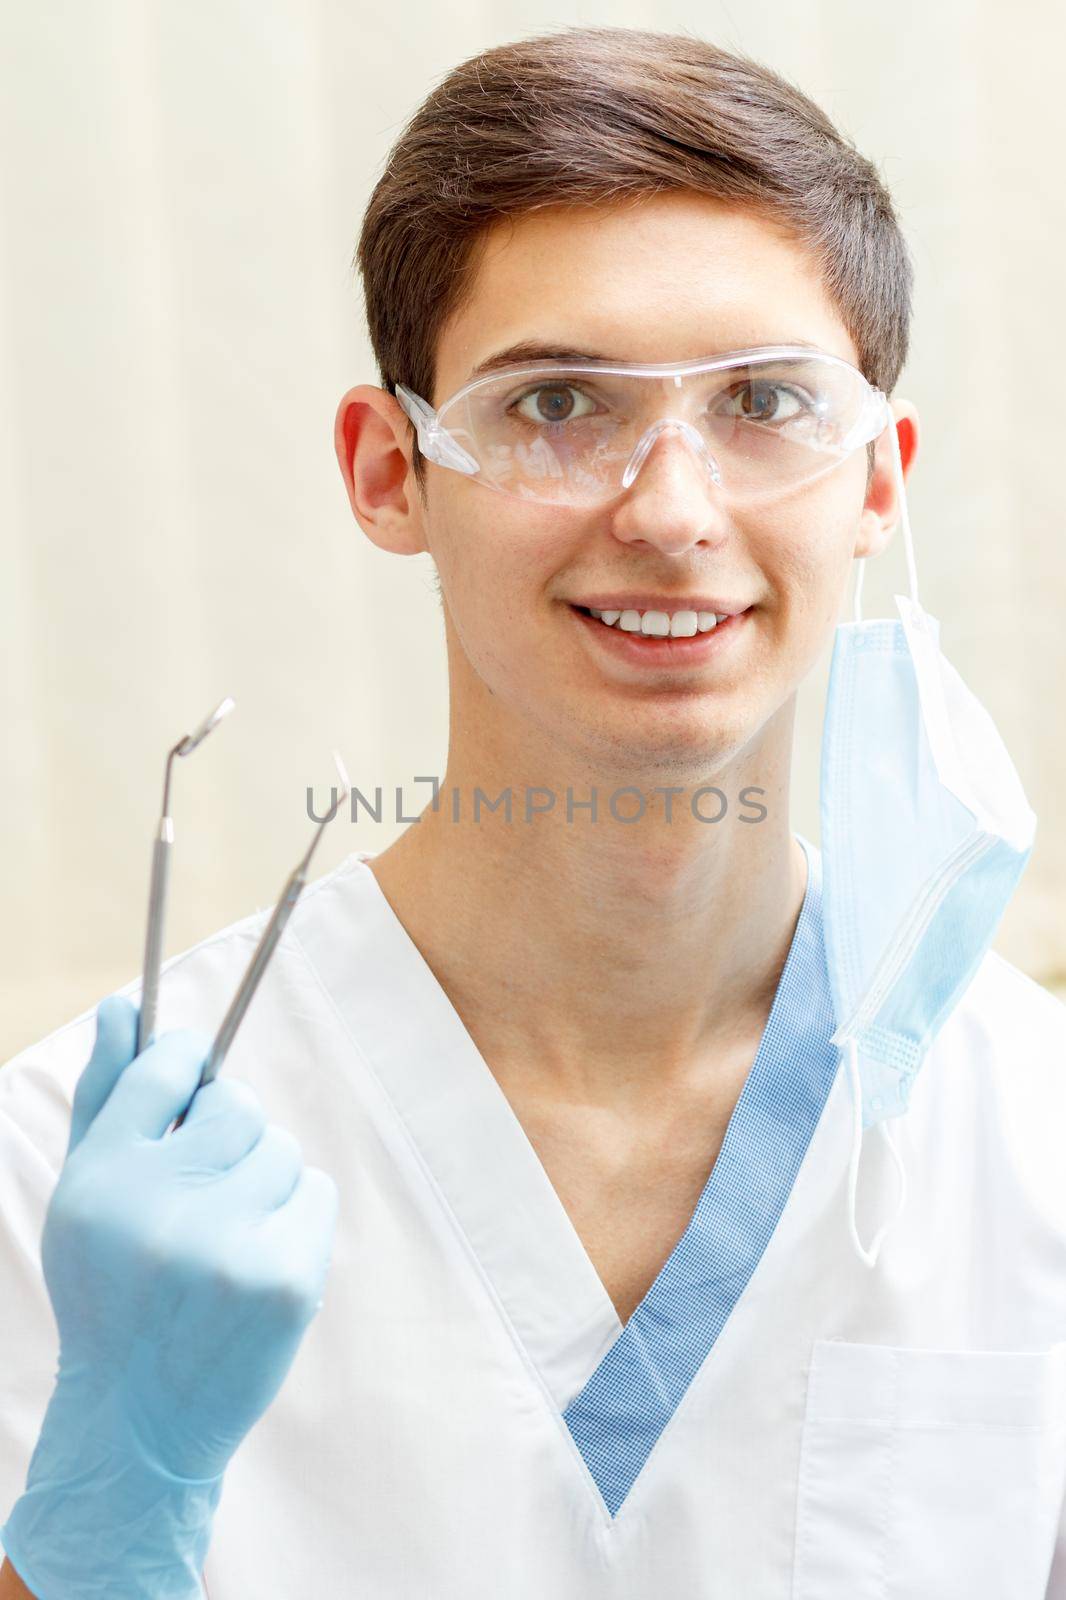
[1,994,339,1600]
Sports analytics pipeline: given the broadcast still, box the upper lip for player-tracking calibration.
[569,595,752,615]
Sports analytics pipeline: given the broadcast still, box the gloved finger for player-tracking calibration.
[67,995,139,1159]
[170,1076,268,1171]
[266,1164,339,1296]
[217,1123,304,1215]
[88,1027,212,1146]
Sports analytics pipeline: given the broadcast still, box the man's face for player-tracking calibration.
[350,191,912,786]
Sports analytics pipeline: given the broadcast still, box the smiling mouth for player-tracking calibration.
[570,603,750,638]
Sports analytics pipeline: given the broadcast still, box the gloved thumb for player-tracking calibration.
[88,1025,212,1146]
[67,994,139,1158]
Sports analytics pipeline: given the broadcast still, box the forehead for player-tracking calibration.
[435,191,859,398]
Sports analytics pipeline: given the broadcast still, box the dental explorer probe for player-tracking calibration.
[138,697,236,1055]
[170,751,351,1131]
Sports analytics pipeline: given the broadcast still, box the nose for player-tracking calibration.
[609,420,730,553]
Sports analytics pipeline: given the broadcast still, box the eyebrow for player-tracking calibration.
[465,337,827,382]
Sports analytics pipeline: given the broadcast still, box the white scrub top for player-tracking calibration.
[2,835,1066,1598]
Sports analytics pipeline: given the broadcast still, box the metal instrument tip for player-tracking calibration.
[176,696,236,758]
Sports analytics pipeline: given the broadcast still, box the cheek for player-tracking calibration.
[430,506,569,673]
[787,536,848,609]
[754,470,864,609]
[432,487,586,632]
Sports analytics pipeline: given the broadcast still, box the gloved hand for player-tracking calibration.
[1,994,339,1600]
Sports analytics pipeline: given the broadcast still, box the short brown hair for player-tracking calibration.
[355,25,912,492]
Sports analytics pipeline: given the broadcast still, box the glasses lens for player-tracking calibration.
[439,356,877,504]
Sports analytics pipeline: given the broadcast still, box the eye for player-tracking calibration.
[510,383,598,425]
[716,379,811,424]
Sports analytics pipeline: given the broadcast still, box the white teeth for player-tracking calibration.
[587,606,725,634]
[641,612,671,636]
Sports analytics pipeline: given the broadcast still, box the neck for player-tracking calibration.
[366,713,808,1106]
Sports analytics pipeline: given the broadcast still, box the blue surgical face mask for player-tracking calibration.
[820,415,1037,1268]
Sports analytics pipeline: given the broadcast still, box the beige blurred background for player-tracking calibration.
[1,0,1063,1062]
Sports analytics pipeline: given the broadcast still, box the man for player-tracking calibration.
[3,25,1065,1599]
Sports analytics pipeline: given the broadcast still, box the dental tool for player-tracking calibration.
[170,750,351,1130]
[138,698,236,1055]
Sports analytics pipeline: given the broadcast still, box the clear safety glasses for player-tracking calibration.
[395,345,891,508]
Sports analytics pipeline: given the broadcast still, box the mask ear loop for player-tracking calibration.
[844,1040,909,1268]
[853,400,919,623]
[838,396,915,1260]
[843,400,915,1269]
[852,549,866,623]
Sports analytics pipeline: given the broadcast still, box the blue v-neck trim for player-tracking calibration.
[561,835,839,1516]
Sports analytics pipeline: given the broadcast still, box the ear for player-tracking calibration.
[333,385,430,555]
[854,398,920,560]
